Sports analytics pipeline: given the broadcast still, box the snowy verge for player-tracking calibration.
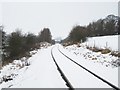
[0,44,66,89]
[0,49,38,89]
[59,44,118,88]
[64,44,119,68]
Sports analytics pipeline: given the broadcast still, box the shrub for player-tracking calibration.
[111,51,120,57]
[101,49,111,54]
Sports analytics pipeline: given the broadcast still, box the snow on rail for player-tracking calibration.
[52,45,111,88]
[58,46,120,90]
[58,44,118,88]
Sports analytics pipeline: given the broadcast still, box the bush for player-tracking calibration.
[86,46,111,54]
[5,30,37,60]
[111,51,120,57]
[101,49,111,54]
[86,46,102,52]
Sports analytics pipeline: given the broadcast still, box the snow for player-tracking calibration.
[59,45,118,88]
[0,46,66,89]
[11,47,66,88]
[0,35,119,89]
[64,44,119,68]
[83,35,119,51]
[52,46,111,88]
[58,35,119,88]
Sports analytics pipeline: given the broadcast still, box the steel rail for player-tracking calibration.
[51,47,74,90]
[58,47,120,90]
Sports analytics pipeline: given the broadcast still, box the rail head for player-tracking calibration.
[51,47,74,90]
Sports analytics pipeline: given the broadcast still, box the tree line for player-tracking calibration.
[63,14,120,44]
[0,27,53,65]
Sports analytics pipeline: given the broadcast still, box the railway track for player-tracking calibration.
[51,46,120,90]
[51,47,74,90]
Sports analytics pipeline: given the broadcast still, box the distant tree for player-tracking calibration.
[0,26,7,62]
[51,39,55,44]
[25,33,37,51]
[104,20,115,35]
[118,19,120,34]
[95,19,104,36]
[87,22,97,37]
[68,25,87,43]
[38,28,52,43]
[7,30,24,59]
[0,26,5,49]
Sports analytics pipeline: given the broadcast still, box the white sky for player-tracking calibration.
[0,1,118,39]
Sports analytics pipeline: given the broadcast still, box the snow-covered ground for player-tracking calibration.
[10,46,66,88]
[0,35,119,89]
[63,44,119,68]
[53,46,111,88]
[59,45,118,88]
[58,35,119,88]
[62,35,120,69]
[0,45,66,89]
[83,35,119,51]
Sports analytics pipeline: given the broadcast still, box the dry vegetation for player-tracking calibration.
[86,46,120,57]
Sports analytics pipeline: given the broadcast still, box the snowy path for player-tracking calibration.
[52,45,111,88]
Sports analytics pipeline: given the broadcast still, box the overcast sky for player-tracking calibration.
[0,1,118,39]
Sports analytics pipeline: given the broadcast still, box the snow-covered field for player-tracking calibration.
[83,35,119,51]
[63,35,119,68]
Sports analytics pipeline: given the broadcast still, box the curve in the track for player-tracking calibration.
[51,47,74,90]
[58,46,120,90]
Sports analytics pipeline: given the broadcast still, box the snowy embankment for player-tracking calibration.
[59,35,119,88]
[53,46,111,88]
[83,35,119,51]
[59,45,118,88]
[0,43,66,89]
